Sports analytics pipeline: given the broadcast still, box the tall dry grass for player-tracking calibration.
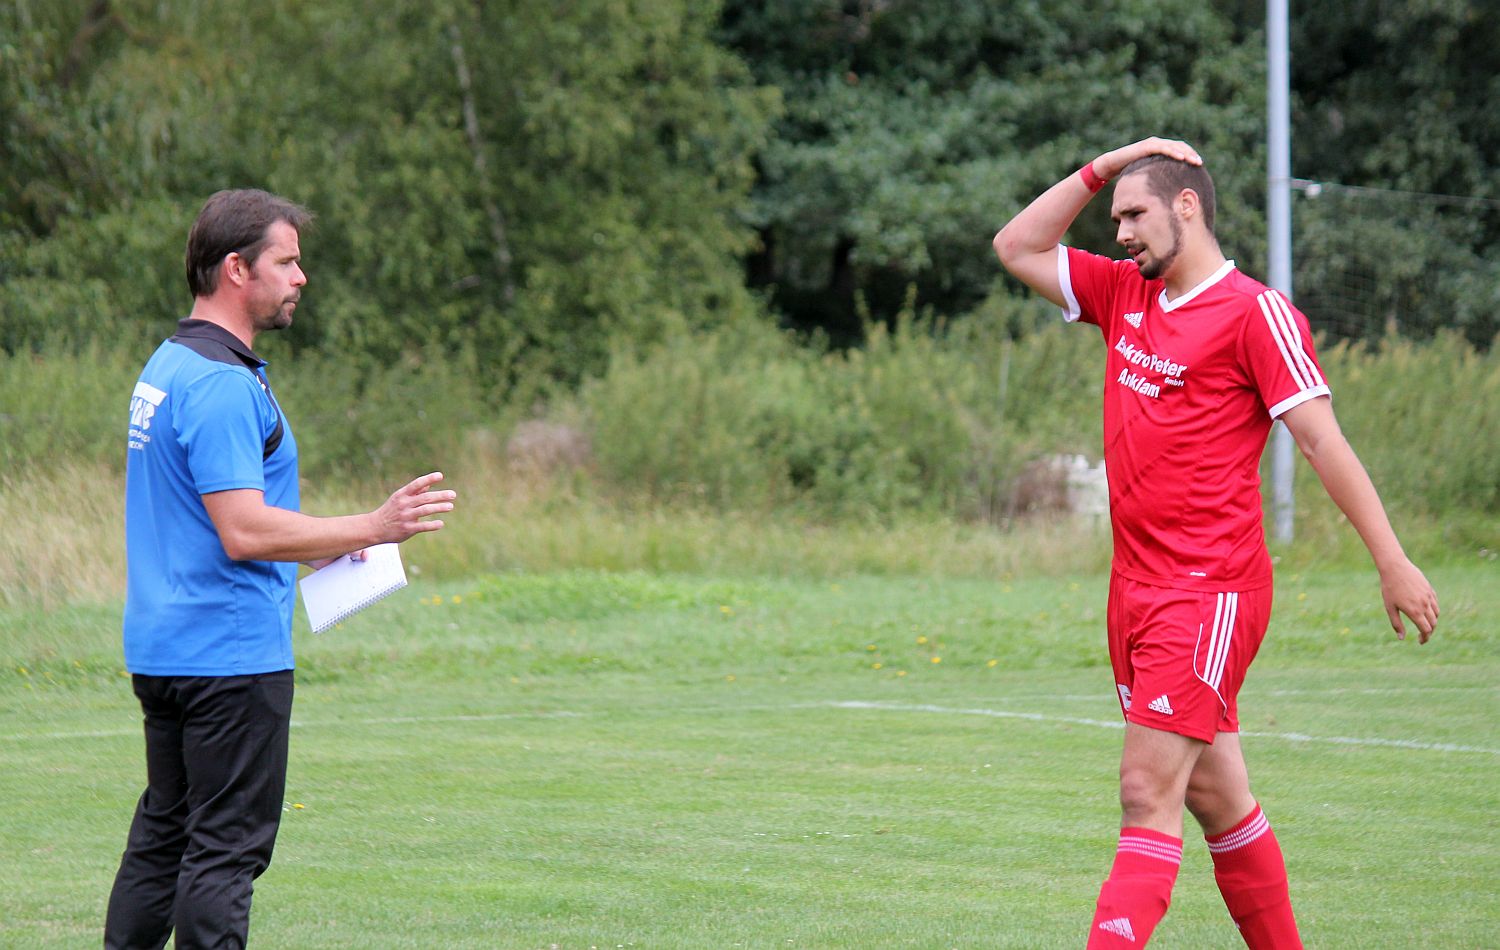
[0,446,1114,614]
[0,460,127,607]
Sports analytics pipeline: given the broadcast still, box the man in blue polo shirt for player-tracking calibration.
[107,189,458,950]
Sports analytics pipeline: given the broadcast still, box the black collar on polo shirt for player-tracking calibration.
[170,318,267,370]
[168,319,285,460]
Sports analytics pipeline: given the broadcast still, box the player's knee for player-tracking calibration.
[1184,784,1224,824]
[1118,763,1176,819]
[1185,780,1253,832]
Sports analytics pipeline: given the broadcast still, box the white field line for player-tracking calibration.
[821,701,1500,756]
[3,702,1494,756]
[1040,686,1494,702]
[0,710,584,743]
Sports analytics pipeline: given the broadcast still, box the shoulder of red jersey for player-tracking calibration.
[1059,245,1158,324]
[1213,269,1313,336]
[1220,268,1331,416]
[1197,267,1305,329]
[1218,267,1277,304]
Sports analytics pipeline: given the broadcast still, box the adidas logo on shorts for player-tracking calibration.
[1148,694,1174,716]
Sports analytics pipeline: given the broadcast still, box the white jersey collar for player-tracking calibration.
[1159,259,1235,312]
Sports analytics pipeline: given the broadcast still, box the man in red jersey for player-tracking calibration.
[993,138,1440,949]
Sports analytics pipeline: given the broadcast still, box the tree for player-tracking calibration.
[0,0,779,383]
[720,0,1266,343]
[1287,0,1500,345]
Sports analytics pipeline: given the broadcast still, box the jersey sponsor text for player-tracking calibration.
[1113,334,1188,379]
[1117,368,1161,399]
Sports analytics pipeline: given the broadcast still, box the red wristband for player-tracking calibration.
[1078,161,1108,193]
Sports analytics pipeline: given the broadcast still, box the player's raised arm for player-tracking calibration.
[992,137,1204,306]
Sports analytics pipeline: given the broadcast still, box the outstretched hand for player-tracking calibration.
[372,471,456,542]
[1094,137,1203,180]
[1379,556,1439,643]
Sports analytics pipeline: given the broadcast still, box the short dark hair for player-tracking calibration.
[1119,155,1216,234]
[185,189,313,297]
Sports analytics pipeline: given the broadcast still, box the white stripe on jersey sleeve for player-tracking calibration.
[1257,291,1314,390]
[1057,245,1082,323]
[1257,290,1333,416]
[1267,385,1331,419]
[1263,290,1325,387]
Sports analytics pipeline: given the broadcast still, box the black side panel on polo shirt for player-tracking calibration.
[169,333,285,460]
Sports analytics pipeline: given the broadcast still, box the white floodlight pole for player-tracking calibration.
[1267,0,1296,543]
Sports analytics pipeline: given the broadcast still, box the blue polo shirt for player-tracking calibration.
[123,319,300,675]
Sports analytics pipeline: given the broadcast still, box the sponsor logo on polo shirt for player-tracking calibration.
[129,381,167,451]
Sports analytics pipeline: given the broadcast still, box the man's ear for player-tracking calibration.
[1175,188,1202,223]
[221,252,248,289]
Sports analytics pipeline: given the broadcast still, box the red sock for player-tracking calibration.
[1206,804,1303,949]
[1087,827,1183,948]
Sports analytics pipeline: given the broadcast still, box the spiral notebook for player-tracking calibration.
[300,543,408,633]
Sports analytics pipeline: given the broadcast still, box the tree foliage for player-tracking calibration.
[2,0,1495,376]
[0,0,778,381]
[1287,0,1500,344]
[720,0,1498,346]
[719,0,1266,342]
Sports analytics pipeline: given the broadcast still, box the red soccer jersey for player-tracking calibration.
[1059,246,1330,590]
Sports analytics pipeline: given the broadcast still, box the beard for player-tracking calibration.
[1134,212,1184,281]
[252,296,298,333]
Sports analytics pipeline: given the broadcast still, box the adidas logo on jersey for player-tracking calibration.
[1123,310,1144,328]
[1099,916,1137,942]
[1148,694,1174,716]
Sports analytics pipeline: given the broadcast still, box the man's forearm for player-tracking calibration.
[993,168,1099,263]
[211,497,381,564]
[1303,435,1407,570]
[204,473,453,564]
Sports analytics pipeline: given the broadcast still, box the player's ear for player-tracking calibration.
[1176,188,1202,223]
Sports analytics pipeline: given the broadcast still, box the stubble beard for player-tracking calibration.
[253,305,294,334]
[1136,212,1184,281]
[251,289,298,334]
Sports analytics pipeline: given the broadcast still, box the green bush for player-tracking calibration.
[579,312,1499,524]
[580,299,1102,520]
[0,340,492,486]
[271,347,492,482]
[0,342,139,471]
[4,324,1495,526]
[1304,332,1500,516]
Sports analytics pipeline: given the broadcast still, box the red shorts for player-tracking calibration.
[1107,572,1272,743]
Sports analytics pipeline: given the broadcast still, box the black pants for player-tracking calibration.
[105,671,294,950]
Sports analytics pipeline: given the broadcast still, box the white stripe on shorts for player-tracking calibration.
[1198,591,1238,691]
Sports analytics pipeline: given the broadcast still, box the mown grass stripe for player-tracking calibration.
[823,700,1500,756]
[10,700,1494,757]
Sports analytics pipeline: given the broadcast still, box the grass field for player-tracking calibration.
[2,561,1496,948]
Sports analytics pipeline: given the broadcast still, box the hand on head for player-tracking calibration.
[1097,138,1203,180]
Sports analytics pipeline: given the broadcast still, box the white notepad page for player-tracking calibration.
[299,543,408,633]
